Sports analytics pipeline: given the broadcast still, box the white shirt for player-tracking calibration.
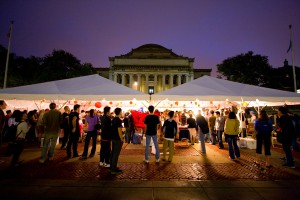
[17,121,30,139]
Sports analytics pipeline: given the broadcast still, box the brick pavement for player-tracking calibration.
[1,141,299,181]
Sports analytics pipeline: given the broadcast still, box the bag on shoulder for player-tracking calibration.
[6,122,20,142]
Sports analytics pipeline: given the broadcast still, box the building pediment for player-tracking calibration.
[109,43,194,61]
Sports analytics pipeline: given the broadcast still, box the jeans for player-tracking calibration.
[199,129,206,153]
[282,142,294,165]
[292,138,300,151]
[145,135,160,161]
[40,134,58,160]
[216,130,224,148]
[110,140,123,170]
[125,127,131,143]
[100,140,111,164]
[209,128,216,144]
[204,129,210,142]
[82,130,97,157]
[227,135,240,159]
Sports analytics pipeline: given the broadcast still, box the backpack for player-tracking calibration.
[6,122,21,142]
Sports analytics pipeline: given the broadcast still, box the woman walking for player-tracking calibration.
[224,112,240,160]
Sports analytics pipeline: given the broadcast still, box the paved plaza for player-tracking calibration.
[0,140,300,199]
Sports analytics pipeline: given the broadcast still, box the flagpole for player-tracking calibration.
[3,21,14,89]
[289,25,297,92]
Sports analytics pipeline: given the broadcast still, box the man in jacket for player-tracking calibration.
[277,106,296,168]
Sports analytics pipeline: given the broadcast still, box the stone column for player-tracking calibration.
[129,74,133,89]
[145,74,149,93]
[114,73,117,82]
[162,75,166,91]
[170,74,173,88]
[154,75,157,93]
[178,74,182,85]
[121,73,125,85]
[190,73,194,81]
[109,72,112,81]
[137,74,141,91]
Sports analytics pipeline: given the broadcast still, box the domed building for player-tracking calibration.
[96,44,211,94]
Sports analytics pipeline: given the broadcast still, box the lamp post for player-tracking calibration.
[3,21,14,89]
[148,86,154,101]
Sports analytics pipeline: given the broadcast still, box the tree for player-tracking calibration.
[38,49,96,82]
[217,51,273,87]
[0,46,96,88]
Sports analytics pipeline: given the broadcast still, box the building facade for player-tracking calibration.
[96,44,211,94]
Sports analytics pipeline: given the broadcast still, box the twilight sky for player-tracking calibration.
[0,0,299,76]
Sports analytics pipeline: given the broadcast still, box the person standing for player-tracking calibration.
[224,112,240,160]
[60,106,70,150]
[0,100,7,145]
[110,107,124,174]
[162,111,177,162]
[240,113,247,138]
[187,113,197,145]
[277,106,296,168]
[123,112,131,143]
[180,111,187,126]
[36,109,45,146]
[144,105,160,163]
[100,106,111,167]
[208,110,216,144]
[215,111,225,149]
[67,104,81,159]
[196,111,209,154]
[254,110,273,167]
[11,111,31,167]
[39,103,62,163]
[80,109,99,159]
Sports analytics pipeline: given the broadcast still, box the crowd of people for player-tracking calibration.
[0,99,299,172]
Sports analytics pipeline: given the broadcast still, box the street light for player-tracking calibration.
[148,86,154,101]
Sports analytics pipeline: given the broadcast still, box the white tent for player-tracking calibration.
[152,75,300,107]
[0,74,147,101]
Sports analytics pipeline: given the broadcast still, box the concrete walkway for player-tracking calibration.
[0,141,300,200]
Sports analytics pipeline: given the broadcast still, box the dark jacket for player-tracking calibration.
[277,114,296,144]
[101,115,111,140]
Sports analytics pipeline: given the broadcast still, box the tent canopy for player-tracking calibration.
[152,75,300,103]
[0,74,147,101]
